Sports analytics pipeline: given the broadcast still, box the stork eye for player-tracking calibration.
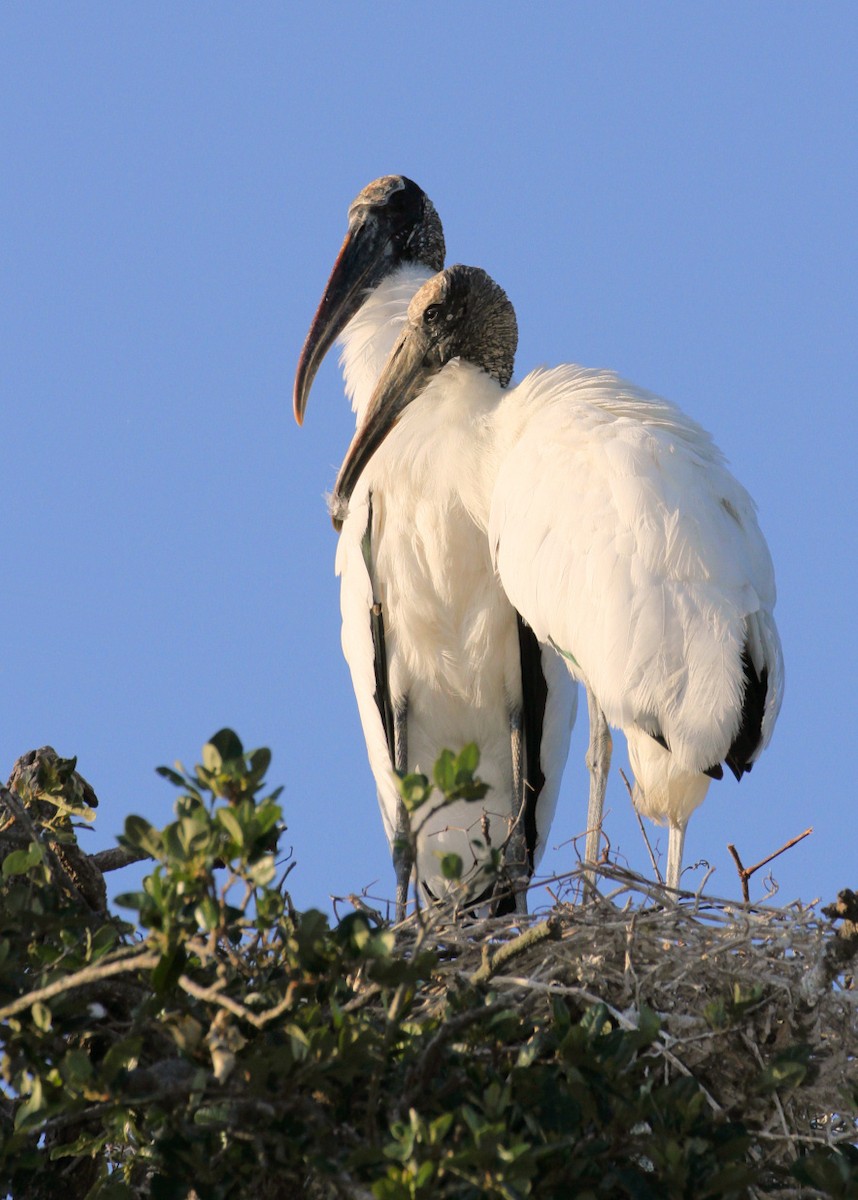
[424,305,441,325]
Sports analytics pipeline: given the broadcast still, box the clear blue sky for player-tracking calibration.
[2,5,856,916]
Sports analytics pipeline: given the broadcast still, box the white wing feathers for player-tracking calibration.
[334,496,400,845]
[490,364,782,781]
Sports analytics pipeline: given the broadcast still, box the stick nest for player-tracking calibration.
[387,865,858,1168]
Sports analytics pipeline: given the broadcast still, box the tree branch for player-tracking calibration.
[728,828,813,902]
[468,916,560,986]
[0,948,159,1023]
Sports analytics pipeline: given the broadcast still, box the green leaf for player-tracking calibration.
[202,742,223,774]
[49,1128,109,1159]
[101,1036,143,1082]
[792,1147,858,1195]
[215,807,245,847]
[284,1023,310,1060]
[194,895,220,931]
[581,1002,612,1039]
[456,742,480,774]
[440,853,463,881]
[2,841,43,877]
[450,779,490,803]
[247,855,276,887]
[121,815,163,858]
[433,749,456,794]
[634,1005,660,1046]
[248,746,272,783]
[113,890,147,913]
[253,799,283,837]
[429,1111,454,1142]
[206,728,244,765]
[90,922,120,961]
[338,912,373,951]
[61,1048,94,1089]
[14,1077,45,1130]
[757,1055,809,1093]
[31,1001,52,1031]
[415,1161,436,1187]
[256,890,285,925]
[152,943,187,994]
[398,772,431,812]
[155,764,189,788]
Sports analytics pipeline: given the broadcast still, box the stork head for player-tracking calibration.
[331,265,517,528]
[293,175,445,425]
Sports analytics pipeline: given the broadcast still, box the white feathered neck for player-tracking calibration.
[337,262,435,424]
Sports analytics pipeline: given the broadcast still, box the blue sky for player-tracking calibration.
[2,5,856,917]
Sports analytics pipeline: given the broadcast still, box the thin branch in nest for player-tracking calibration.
[468,917,561,986]
[692,865,717,910]
[619,768,664,885]
[728,828,813,903]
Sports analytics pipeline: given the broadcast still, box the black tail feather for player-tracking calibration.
[516,614,549,872]
[725,646,768,781]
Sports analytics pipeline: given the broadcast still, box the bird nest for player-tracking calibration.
[384,865,858,1169]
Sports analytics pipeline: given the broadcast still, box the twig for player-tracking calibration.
[692,865,717,911]
[0,948,159,1023]
[177,975,299,1030]
[620,768,663,884]
[468,917,560,986]
[728,828,813,902]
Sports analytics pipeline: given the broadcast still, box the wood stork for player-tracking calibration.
[294,179,577,915]
[332,265,784,891]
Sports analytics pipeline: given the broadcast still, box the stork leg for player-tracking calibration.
[584,687,612,875]
[392,702,411,922]
[665,820,686,892]
[504,709,529,915]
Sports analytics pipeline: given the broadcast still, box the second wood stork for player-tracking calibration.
[332,265,784,891]
[294,180,577,915]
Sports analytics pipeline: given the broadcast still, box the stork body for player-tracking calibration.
[295,182,577,913]
[334,266,784,891]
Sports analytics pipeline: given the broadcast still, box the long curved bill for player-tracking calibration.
[330,326,435,530]
[293,219,388,426]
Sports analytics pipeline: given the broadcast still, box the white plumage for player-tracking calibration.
[334,265,784,890]
[295,182,577,915]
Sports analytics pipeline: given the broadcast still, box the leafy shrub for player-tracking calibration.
[0,735,855,1199]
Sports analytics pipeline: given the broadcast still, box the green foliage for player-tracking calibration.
[397,743,489,818]
[116,728,285,951]
[396,744,498,895]
[0,733,855,1199]
[703,983,765,1031]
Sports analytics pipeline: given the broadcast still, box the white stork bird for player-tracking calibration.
[332,265,784,891]
[294,179,577,915]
